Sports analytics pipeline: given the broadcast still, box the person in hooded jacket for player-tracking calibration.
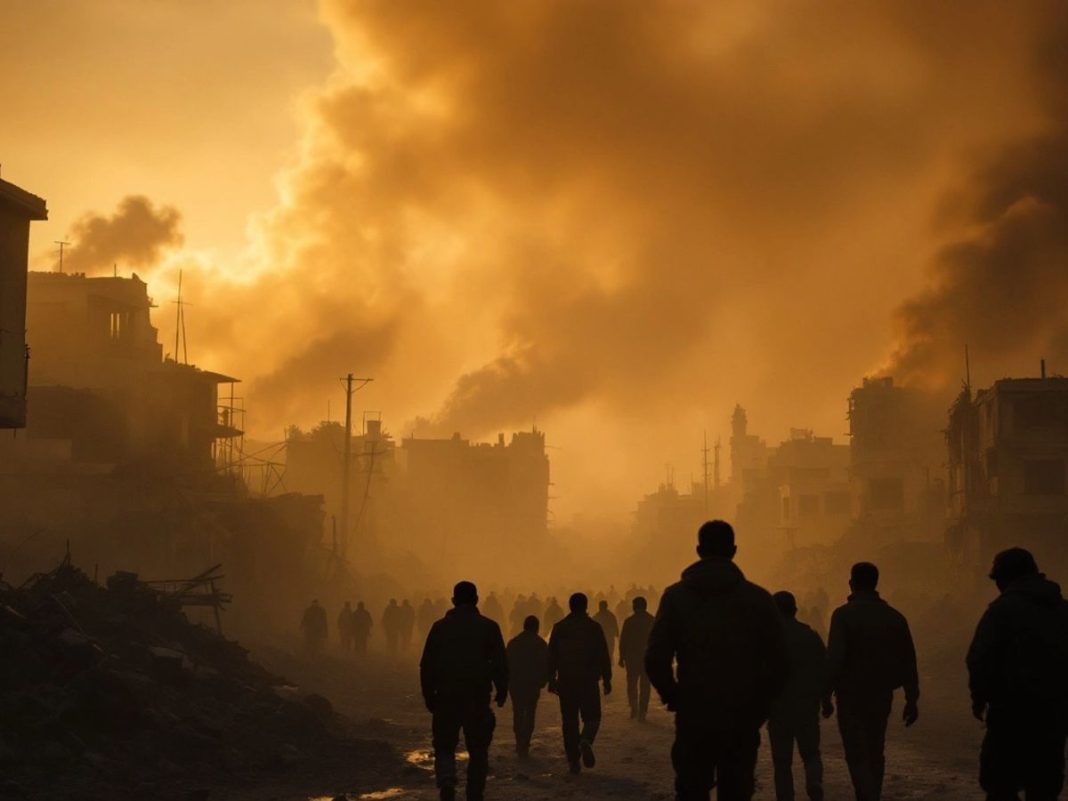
[619,595,655,721]
[548,592,612,774]
[827,562,919,801]
[967,547,1068,801]
[420,581,508,801]
[768,591,833,801]
[646,520,788,801]
[506,614,549,757]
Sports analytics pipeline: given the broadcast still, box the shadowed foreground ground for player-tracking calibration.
[246,646,984,801]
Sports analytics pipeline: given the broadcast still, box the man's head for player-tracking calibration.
[357,601,364,609]
[849,562,879,592]
[344,601,351,608]
[569,592,588,613]
[598,600,609,611]
[523,614,540,634]
[632,596,648,613]
[452,581,478,607]
[773,591,798,618]
[697,520,737,560]
[989,547,1039,591]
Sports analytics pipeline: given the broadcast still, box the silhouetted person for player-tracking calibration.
[548,592,612,774]
[338,601,354,652]
[646,520,788,801]
[300,599,328,655]
[400,599,416,652]
[383,598,402,655]
[483,592,504,627]
[510,595,528,638]
[593,599,620,664]
[507,614,549,757]
[420,581,508,801]
[619,595,655,721]
[543,596,565,631]
[352,601,373,655]
[967,548,1068,801]
[827,562,919,801]
[769,591,832,801]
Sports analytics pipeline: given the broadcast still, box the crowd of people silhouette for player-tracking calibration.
[302,519,1067,801]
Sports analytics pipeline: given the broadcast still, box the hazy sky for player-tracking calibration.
[5,0,1067,520]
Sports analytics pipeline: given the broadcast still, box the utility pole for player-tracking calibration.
[339,372,373,559]
[701,431,711,515]
[172,269,191,364]
[55,240,70,273]
[714,438,721,489]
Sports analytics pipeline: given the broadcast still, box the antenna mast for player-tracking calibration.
[54,240,70,273]
[339,372,374,560]
[701,431,711,514]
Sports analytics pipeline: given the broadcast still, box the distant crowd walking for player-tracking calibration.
[301,518,1067,801]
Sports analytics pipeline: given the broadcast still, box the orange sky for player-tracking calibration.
[5,0,1067,521]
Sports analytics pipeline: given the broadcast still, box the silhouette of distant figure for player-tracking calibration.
[301,599,328,654]
[593,600,620,664]
[967,548,1068,801]
[420,581,507,801]
[543,596,565,632]
[615,598,631,633]
[338,601,354,652]
[646,520,788,801]
[769,591,832,801]
[827,562,918,801]
[352,601,373,655]
[803,587,830,641]
[619,596,655,721]
[510,595,528,638]
[507,614,549,758]
[483,592,504,627]
[383,599,402,655]
[548,592,612,774]
[400,599,416,652]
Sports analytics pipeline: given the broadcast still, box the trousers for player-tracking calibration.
[558,682,601,763]
[672,713,761,801]
[432,695,496,799]
[627,667,651,718]
[768,704,823,801]
[980,707,1066,801]
[510,689,540,752]
[836,693,891,801]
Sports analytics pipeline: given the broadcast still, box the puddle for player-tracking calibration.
[360,790,406,800]
[309,792,405,801]
[403,748,467,771]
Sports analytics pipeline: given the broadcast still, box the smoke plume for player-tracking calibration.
[888,3,1068,386]
[63,196,183,275]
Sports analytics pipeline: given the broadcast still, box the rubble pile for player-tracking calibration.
[0,559,390,799]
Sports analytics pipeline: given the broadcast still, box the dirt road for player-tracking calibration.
[253,646,986,801]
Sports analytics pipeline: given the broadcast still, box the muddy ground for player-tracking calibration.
[237,644,987,801]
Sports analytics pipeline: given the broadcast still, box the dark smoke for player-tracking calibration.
[889,4,1068,385]
[63,195,183,275]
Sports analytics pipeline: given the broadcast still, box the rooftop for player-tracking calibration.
[0,177,48,220]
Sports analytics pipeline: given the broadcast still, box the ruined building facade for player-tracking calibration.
[947,375,1068,579]
[0,178,47,427]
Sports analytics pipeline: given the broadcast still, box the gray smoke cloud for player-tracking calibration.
[63,195,184,275]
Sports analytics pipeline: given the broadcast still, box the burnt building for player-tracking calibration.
[847,376,945,543]
[947,373,1068,578]
[3,272,241,474]
[775,429,852,549]
[0,177,47,427]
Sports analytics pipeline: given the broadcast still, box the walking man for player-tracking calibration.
[506,614,549,757]
[337,601,354,652]
[548,592,612,774]
[619,596,655,721]
[768,591,832,801]
[300,599,328,655]
[967,547,1068,801]
[827,562,919,801]
[646,520,788,800]
[593,599,620,664]
[351,601,373,655]
[420,581,508,801]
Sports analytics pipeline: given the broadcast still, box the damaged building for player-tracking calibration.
[847,376,946,543]
[0,177,47,428]
[946,370,1068,581]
